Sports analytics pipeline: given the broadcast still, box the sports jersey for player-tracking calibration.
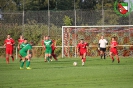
[19,44,32,57]
[20,43,27,49]
[77,42,88,52]
[110,41,118,55]
[51,40,56,50]
[4,38,15,48]
[44,40,52,49]
[44,40,52,54]
[99,39,108,48]
[42,40,44,46]
[18,39,24,44]
[110,41,118,48]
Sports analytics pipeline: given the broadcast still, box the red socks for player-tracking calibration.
[52,54,58,60]
[6,57,9,64]
[82,58,86,62]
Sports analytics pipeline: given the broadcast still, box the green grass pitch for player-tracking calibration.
[0,57,133,88]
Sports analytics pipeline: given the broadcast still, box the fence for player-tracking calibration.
[0,10,133,57]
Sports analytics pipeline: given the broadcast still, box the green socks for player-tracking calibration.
[26,60,30,67]
[47,57,50,62]
[20,61,24,68]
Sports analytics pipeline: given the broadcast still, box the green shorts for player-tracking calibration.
[45,49,52,54]
[19,51,27,57]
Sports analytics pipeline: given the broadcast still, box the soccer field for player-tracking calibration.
[0,57,133,88]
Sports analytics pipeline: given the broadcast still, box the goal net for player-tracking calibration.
[62,25,133,58]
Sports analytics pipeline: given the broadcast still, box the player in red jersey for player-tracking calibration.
[48,36,58,61]
[51,39,58,61]
[109,37,120,63]
[18,35,24,61]
[77,39,88,66]
[4,34,15,64]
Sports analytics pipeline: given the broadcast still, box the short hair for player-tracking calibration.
[24,38,28,40]
[112,37,115,39]
[80,39,84,40]
[112,37,116,40]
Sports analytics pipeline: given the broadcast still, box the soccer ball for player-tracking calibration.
[73,62,77,66]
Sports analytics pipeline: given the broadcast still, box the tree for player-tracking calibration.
[0,0,17,11]
[79,0,97,9]
[96,0,125,25]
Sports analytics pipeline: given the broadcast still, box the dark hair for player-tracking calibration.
[24,38,28,40]
[112,37,116,40]
[81,39,84,40]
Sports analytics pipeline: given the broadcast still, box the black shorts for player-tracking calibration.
[100,48,106,52]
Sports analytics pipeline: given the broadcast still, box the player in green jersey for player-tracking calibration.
[19,39,33,69]
[44,36,52,62]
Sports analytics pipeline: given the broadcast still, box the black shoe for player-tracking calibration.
[118,60,120,63]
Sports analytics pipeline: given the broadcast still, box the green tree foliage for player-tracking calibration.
[96,0,125,25]
[0,0,17,11]
[79,0,97,9]
[63,15,73,26]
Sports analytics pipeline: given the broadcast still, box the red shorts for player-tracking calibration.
[79,51,87,56]
[110,48,118,55]
[6,48,13,54]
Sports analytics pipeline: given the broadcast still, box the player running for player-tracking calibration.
[19,39,33,69]
[77,39,88,66]
[48,36,58,61]
[44,36,53,62]
[109,37,120,63]
[18,35,24,61]
[98,36,108,59]
[4,34,15,64]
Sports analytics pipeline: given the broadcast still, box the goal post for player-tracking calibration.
[62,25,133,58]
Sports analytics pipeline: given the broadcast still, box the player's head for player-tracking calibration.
[20,35,23,39]
[80,39,84,43]
[45,36,49,40]
[7,34,11,39]
[48,36,50,39]
[111,37,116,41]
[101,35,104,39]
[24,38,28,44]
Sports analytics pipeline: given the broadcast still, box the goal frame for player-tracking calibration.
[62,25,133,58]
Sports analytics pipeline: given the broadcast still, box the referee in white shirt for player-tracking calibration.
[98,36,108,59]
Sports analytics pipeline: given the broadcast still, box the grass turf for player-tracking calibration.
[0,57,133,88]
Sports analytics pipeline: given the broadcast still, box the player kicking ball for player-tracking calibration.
[109,37,120,63]
[77,39,88,66]
[44,36,53,62]
[19,39,33,69]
